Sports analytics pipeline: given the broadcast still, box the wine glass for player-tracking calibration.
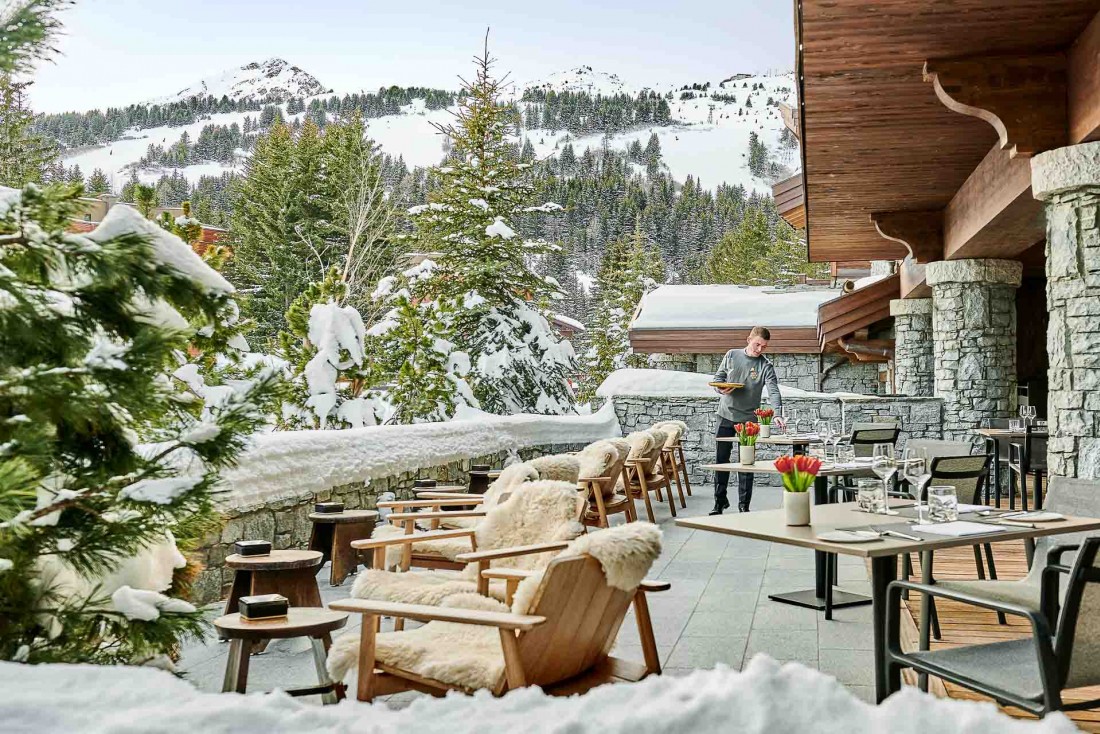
[817,420,834,460]
[1024,405,1037,426]
[830,421,844,459]
[872,443,897,513]
[902,447,930,503]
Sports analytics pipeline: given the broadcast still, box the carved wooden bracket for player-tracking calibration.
[923,52,1068,158]
[870,210,943,263]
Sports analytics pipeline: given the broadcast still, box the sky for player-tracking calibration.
[27,0,795,113]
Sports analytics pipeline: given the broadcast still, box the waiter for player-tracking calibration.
[710,326,782,515]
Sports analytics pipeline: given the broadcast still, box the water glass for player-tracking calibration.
[1009,418,1022,432]
[857,479,885,513]
[808,444,827,461]
[837,444,855,465]
[928,485,959,523]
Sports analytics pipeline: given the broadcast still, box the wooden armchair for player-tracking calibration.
[328,523,667,702]
[621,429,673,522]
[653,420,690,506]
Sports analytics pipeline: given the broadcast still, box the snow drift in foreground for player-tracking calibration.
[596,368,869,400]
[0,656,1073,734]
[219,403,621,508]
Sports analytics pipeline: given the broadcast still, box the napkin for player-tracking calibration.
[910,521,1007,537]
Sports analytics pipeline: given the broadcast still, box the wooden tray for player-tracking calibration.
[708,382,744,389]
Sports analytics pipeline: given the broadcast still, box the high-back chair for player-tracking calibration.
[576,439,635,528]
[653,420,691,504]
[887,533,1100,717]
[1010,426,1049,511]
[328,523,667,702]
[849,421,901,458]
[620,429,672,522]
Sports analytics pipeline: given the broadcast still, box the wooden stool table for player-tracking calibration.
[224,550,324,616]
[308,509,379,586]
[215,609,348,703]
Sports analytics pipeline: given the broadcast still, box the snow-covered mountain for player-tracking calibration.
[62,60,796,196]
[150,58,330,105]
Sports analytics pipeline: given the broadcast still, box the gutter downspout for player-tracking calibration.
[817,355,848,392]
[838,337,894,360]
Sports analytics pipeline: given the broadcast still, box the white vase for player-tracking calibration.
[760,424,771,438]
[739,444,756,465]
[784,491,811,526]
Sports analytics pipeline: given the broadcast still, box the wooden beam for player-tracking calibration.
[942,143,1045,260]
[1069,10,1100,143]
[899,257,931,299]
[870,211,943,263]
[923,52,1068,158]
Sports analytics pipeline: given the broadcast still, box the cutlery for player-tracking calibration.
[880,529,922,542]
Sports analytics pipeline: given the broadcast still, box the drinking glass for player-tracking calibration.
[817,420,834,459]
[837,444,855,465]
[856,478,885,513]
[1019,404,1028,421]
[1024,405,1037,425]
[1009,418,1022,432]
[872,443,897,512]
[902,446,930,502]
[928,485,959,522]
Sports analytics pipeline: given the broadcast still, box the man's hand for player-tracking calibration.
[718,387,735,395]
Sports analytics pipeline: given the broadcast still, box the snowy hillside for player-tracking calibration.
[60,61,796,196]
[150,58,330,105]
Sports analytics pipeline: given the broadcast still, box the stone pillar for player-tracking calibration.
[1032,141,1100,479]
[926,259,1022,442]
[889,298,933,397]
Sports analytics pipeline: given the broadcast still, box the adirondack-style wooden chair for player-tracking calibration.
[578,439,635,528]
[328,523,666,702]
[653,420,690,504]
[621,429,673,522]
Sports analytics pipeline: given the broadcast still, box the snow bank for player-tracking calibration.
[219,404,621,508]
[631,285,839,330]
[0,656,1074,734]
[596,369,869,400]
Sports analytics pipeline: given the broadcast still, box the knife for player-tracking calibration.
[880,529,922,542]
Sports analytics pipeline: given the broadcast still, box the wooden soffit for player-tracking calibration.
[773,172,806,229]
[796,0,1099,264]
[816,273,900,347]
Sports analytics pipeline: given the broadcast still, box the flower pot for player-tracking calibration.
[739,444,756,465]
[784,491,811,526]
[759,424,771,439]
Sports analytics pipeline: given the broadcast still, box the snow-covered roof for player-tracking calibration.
[552,313,586,332]
[631,285,840,330]
[0,654,1058,733]
[218,403,621,508]
[596,368,868,400]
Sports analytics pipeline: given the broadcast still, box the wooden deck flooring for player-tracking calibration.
[897,541,1100,731]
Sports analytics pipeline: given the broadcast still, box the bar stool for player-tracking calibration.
[215,608,348,703]
[308,509,379,586]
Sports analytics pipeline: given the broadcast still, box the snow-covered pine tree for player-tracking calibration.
[409,40,577,415]
[0,74,56,187]
[0,182,282,665]
[85,167,110,195]
[577,221,664,402]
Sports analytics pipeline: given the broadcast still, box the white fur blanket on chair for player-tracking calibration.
[328,522,663,687]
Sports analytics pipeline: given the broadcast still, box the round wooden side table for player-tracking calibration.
[307,509,379,586]
[215,608,348,703]
[223,549,324,616]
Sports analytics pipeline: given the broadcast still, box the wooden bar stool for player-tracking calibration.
[224,550,324,616]
[215,609,348,703]
[308,509,379,586]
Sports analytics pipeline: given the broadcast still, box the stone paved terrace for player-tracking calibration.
[178,484,876,705]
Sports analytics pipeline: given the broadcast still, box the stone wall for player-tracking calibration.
[656,352,883,394]
[190,441,588,605]
[611,393,943,486]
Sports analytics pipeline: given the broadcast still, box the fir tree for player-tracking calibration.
[747,131,769,178]
[132,183,158,218]
[696,200,825,285]
[577,222,663,402]
[85,167,110,195]
[410,39,577,415]
[0,74,56,187]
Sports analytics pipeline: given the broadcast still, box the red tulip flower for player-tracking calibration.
[777,453,820,492]
[735,421,760,446]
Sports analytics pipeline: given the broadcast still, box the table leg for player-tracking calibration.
[766,475,871,613]
[917,550,933,692]
[332,521,374,586]
[872,554,900,703]
[224,570,252,616]
[310,635,339,705]
[991,438,1002,508]
[223,638,252,693]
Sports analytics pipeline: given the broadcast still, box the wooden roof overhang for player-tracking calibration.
[795,1,1100,271]
[817,273,900,348]
[630,327,821,355]
[772,172,806,229]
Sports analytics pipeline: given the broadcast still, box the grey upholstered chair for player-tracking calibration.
[887,531,1100,717]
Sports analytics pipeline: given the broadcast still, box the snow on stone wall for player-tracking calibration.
[0,656,1075,733]
[653,352,884,395]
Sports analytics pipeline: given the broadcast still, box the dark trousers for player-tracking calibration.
[715,418,754,509]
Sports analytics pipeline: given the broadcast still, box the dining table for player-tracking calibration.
[702,458,882,614]
[715,433,821,455]
[973,427,1049,506]
[677,500,1100,703]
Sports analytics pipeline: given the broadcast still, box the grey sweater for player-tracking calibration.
[713,348,782,424]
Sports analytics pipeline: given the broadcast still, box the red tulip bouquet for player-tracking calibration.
[774,454,822,493]
[734,421,760,446]
[753,408,775,426]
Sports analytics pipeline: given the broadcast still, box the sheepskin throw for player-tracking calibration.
[526,454,581,483]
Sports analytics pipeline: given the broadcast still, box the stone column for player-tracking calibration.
[889,298,933,397]
[926,259,1022,442]
[1032,141,1100,479]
